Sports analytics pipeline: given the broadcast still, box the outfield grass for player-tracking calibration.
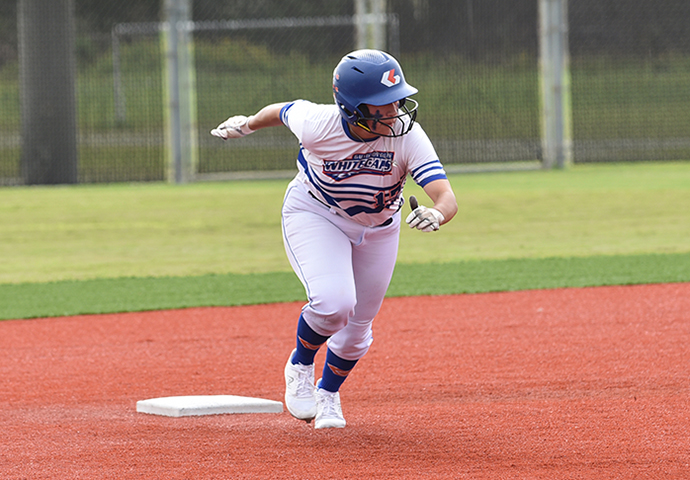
[1,162,689,319]
[2,252,689,320]
[2,162,689,285]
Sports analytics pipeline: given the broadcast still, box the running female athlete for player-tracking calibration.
[212,49,457,429]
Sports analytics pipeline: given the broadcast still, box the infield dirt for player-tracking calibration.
[1,283,688,479]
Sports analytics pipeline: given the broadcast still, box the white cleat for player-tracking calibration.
[314,382,346,429]
[284,349,316,422]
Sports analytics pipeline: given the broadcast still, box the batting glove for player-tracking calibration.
[406,205,445,232]
[210,115,255,139]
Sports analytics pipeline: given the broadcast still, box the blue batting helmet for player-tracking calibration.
[333,49,418,137]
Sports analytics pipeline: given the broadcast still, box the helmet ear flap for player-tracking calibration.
[335,95,358,124]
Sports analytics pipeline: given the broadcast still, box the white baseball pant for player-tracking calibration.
[281,178,401,361]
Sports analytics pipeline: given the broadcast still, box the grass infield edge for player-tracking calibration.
[1,251,689,321]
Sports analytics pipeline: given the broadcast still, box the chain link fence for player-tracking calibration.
[570,0,690,162]
[0,0,688,185]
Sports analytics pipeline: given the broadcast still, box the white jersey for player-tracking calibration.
[280,100,447,227]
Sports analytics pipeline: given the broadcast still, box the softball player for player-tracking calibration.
[212,49,457,429]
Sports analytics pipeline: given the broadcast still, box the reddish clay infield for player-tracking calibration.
[1,283,689,479]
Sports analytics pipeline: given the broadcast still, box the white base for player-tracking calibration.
[136,395,283,417]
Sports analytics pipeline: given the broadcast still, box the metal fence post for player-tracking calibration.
[355,0,388,51]
[111,27,126,125]
[539,0,572,169]
[18,0,78,184]
[162,0,198,184]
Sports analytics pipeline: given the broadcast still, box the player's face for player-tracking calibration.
[366,101,400,128]
[353,101,401,138]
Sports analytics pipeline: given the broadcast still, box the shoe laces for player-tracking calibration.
[317,390,341,418]
[292,363,315,397]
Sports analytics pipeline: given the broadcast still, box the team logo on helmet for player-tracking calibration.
[380,69,401,87]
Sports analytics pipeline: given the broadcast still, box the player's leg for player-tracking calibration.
[282,314,327,421]
[281,183,358,338]
[281,182,358,421]
[315,215,401,429]
[313,347,357,429]
[325,214,401,374]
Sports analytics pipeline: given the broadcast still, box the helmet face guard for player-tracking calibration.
[354,98,419,137]
[333,49,419,138]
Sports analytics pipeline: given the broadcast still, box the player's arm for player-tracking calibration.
[211,102,288,139]
[406,178,457,232]
[247,103,288,130]
[422,178,457,225]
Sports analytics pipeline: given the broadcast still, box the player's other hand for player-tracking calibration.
[406,204,445,232]
[210,115,255,139]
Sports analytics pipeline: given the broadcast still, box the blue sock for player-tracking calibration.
[291,315,329,366]
[318,349,358,393]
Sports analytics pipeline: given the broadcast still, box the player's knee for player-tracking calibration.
[304,292,356,335]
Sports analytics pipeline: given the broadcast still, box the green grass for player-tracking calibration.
[2,252,689,321]
[2,162,689,285]
[1,162,689,320]
[399,162,690,263]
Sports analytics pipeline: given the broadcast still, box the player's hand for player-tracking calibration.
[406,198,445,232]
[210,115,255,139]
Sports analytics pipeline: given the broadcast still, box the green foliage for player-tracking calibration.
[194,38,282,73]
[571,55,690,140]
[79,145,165,182]
[407,54,540,140]
[199,145,295,173]
[5,39,688,142]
